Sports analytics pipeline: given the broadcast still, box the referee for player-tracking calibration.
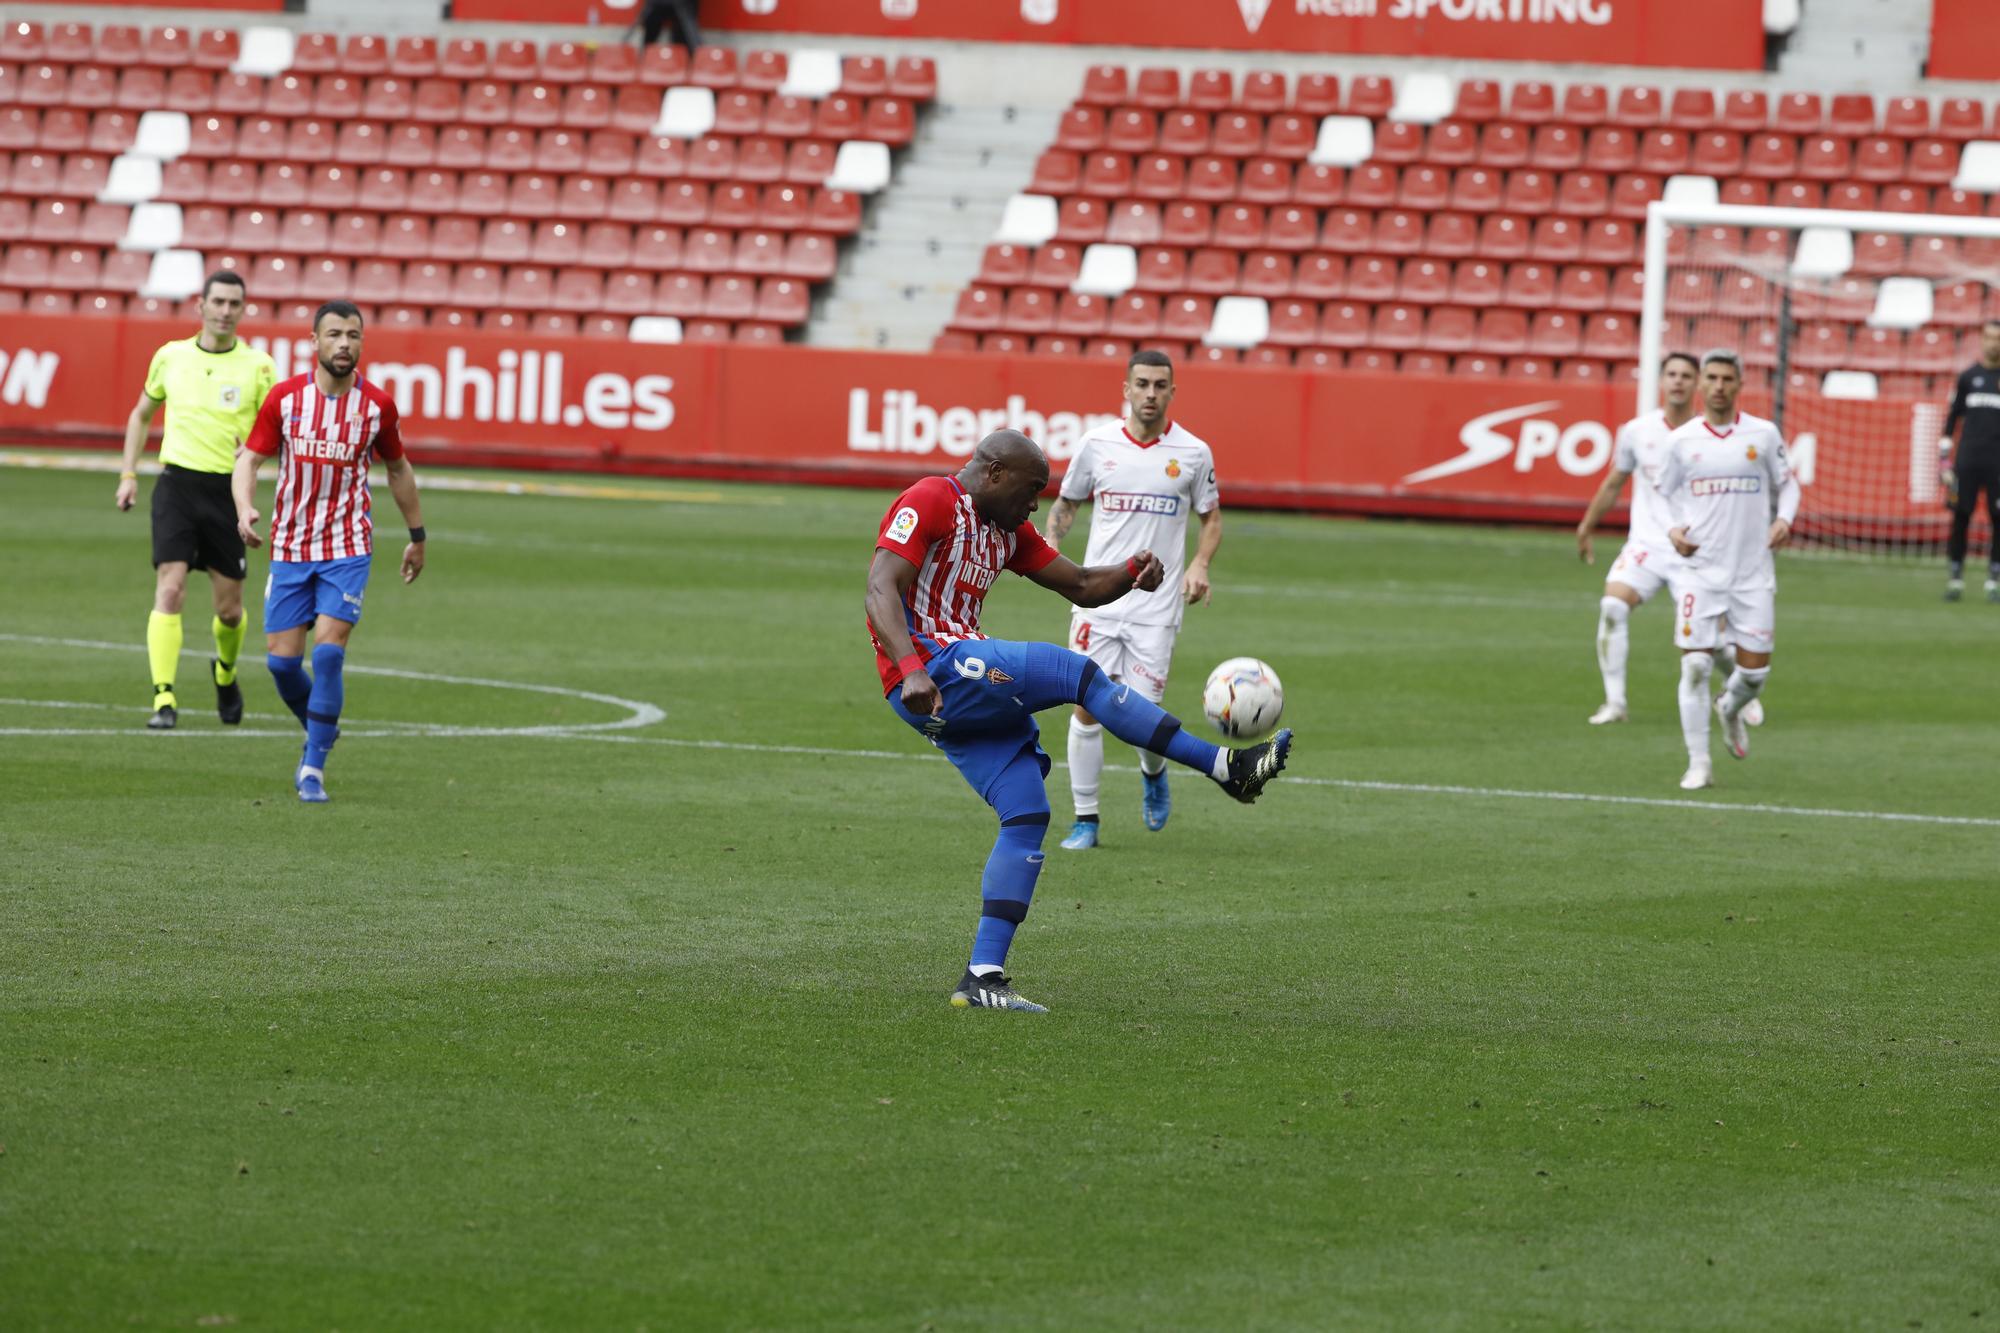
[1940,318,2000,603]
[115,270,277,728]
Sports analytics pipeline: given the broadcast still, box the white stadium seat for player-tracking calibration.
[779,50,842,99]
[99,154,162,205]
[1952,141,2000,193]
[1869,277,1933,329]
[994,194,1059,246]
[1821,371,1878,400]
[655,87,717,139]
[1390,72,1454,126]
[1072,243,1137,297]
[827,141,891,194]
[1791,227,1853,278]
[1309,116,1374,168]
[1662,175,1720,211]
[141,248,205,300]
[131,111,191,161]
[628,316,684,344]
[120,202,184,252]
[1205,296,1270,349]
[231,27,295,78]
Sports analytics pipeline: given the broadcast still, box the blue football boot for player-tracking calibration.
[1059,818,1099,850]
[1142,769,1171,831]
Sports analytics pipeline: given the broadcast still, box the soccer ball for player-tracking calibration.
[1202,657,1284,740]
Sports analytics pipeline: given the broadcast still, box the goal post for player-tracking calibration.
[1639,200,2000,557]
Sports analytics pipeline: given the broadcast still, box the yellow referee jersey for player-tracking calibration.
[142,335,277,475]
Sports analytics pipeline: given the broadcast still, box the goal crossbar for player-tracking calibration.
[1638,201,2000,411]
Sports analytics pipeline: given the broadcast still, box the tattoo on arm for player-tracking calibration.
[1046,498,1077,542]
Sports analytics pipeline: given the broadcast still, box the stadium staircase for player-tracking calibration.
[806,102,1059,351]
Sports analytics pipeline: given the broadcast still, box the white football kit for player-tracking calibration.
[1654,411,1801,654]
[1059,420,1219,701]
[1605,408,1683,602]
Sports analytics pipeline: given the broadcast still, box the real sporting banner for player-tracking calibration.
[700,0,1762,69]
[0,313,1930,532]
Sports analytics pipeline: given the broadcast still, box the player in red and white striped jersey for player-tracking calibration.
[866,429,1292,1013]
[232,301,427,803]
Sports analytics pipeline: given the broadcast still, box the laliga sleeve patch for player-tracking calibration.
[886,505,921,544]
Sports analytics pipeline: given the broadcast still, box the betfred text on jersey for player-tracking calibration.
[1690,476,1764,497]
[1098,492,1184,515]
[847,389,1119,460]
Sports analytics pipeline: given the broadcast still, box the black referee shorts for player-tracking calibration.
[150,464,247,577]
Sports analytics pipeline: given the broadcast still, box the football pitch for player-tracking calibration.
[2,460,1996,1331]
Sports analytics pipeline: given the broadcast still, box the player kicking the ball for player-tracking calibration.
[866,429,1291,1012]
[1575,352,1763,729]
[1654,350,1799,791]
[233,301,427,804]
[1042,349,1222,849]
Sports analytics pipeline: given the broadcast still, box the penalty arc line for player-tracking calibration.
[0,633,664,736]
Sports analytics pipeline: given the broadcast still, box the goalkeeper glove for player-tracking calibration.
[1940,437,1958,508]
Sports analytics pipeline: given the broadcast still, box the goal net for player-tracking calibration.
[1639,201,2000,558]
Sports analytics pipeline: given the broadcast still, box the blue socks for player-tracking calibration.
[969,749,1051,972]
[303,643,345,772]
[266,653,312,728]
[1074,656,1221,776]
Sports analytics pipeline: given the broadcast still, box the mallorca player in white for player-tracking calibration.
[1042,350,1222,849]
[1575,352,1699,724]
[1654,350,1800,791]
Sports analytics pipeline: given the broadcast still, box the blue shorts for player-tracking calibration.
[887,638,1085,805]
[264,555,371,633]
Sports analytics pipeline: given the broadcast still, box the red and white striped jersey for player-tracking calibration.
[869,475,1059,692]
[245,373,405,563]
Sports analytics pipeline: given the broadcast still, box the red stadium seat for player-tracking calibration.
[1612,87,1663,127]
[1853,137,1907,182]
[1476,308,1529,354]
[1055,107,1103,153]
[890,56,936,101]
[1108,293,1162,338]
[1479,122,1529,169]
[1560,84,1608,124]
[1582,127,1636,173]
[1636,130,1689,175]
[1936,97,1985,141]
[1553,171,1608,217]
[1131,247,1184,293]
[1399,165,1450,211]
[1503,169,1555,214]
[659,181,708,226]
[1427,119,1477,166]
[1161,201,1212,247]
[1293,73,1339,116]
[1798,136,1852,180]
[1374,120,1424,164]
[1445,167,1499,212]
[1347,76,1393,118]
[1346,255,1396,301]
[1508,81,1555,124]
[514,82,562,129]
[1608,174,1662,218]
[1667,89,1717,131]
[1346,164,1396,208]
[1239,71,1286,114]
[1425,213,1477,259]
[1478,214,1529,260]
[193,28,238,71]
[1079,64,1127,107]
[1721,91,1769,132]
[1160,295,1214,341]
[1318,302,1368,348]
[1772,92,1823,135]
[1294,254,1347,300]
[1908,140,1958,185]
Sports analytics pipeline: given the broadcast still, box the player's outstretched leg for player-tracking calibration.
[949,748,1051,1013]
[298,642,345,803]
[1677,652,1714,789]
[1591,596,1630,724]
[1062,714,1102,850]
[1019,643,1294,804]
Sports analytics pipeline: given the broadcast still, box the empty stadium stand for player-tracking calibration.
[0,19,935,340]
[940,64,2000,398]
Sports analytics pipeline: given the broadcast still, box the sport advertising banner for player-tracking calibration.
[462,0,1766,69]
[0,315,1927,532]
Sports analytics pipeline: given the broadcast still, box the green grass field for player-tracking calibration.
[3,458,1997,1331]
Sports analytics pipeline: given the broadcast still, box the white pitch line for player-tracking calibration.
[0,633,664,736]
[549,732,2000,831]
[6,639,1992,830]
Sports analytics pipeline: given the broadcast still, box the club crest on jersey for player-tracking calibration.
[886,505,920,544]
[1746,445,1758,460]
[1164,458,1181,478]
[1682,622,1693,637]
[986,667,1013,685]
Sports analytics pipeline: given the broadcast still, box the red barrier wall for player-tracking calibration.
[0,315,1930,532]
[1927,0,2000,81]
[461,0,1761,69]
[36,0,283,10]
